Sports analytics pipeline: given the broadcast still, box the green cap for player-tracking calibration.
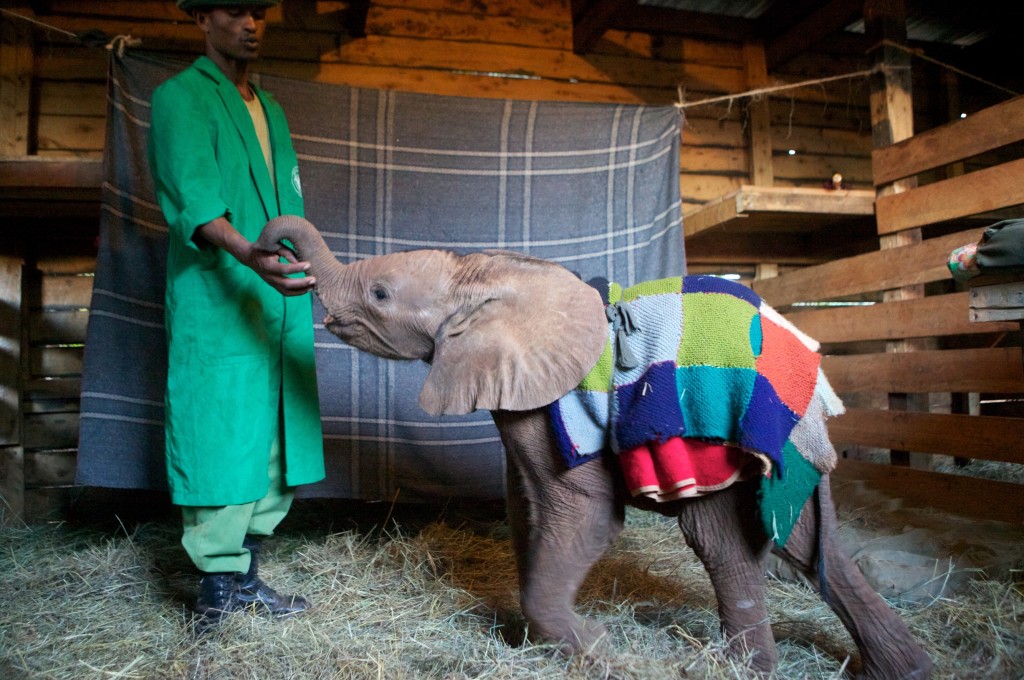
[177,0,279,11]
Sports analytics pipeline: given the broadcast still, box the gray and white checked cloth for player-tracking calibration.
[76,50,686,502]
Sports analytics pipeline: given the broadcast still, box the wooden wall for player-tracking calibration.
[15,0,883,208]
[752,95,1024,524]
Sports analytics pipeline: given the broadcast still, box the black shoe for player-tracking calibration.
[237,535,310,618]
[195,572,244,625]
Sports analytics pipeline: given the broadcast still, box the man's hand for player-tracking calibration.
[242,242,317,296]
[196,216,316,296]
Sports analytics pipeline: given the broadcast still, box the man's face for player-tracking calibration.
[196,6,268,62]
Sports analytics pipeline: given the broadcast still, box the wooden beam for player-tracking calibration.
[613,8,756,43]
[830,408,1024,465]
[833,459,1024,524]
[822,347,1024,394]
[876,157,1024,235]
[763,0,864,69]
[872,95,1024,185]
[786,292,1019,343]
[752,227,984,306]
[571,0,631,54]
[742,42,773,187]
[970,280,1024,323]
[0,157,103,188]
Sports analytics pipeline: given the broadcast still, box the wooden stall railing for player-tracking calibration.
[752,95,1024,525]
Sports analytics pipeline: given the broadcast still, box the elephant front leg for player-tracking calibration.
[494,410,625,654]
[773,475,932,680]
[676,480,778,675]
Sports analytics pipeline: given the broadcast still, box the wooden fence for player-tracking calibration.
[753,95,1024,524]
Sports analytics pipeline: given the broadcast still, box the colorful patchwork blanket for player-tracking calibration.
[549,275,844,545]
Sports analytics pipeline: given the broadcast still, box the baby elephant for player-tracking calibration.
[257,215,932,679]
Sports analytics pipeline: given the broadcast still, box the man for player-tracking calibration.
[147,0,325,625]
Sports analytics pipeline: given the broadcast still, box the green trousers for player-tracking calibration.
[180,427,294,574]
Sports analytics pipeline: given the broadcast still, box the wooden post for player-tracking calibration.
[0,11,32,157]
[0,254,24,522]
[865,0,929,469]
[743,41,774,188]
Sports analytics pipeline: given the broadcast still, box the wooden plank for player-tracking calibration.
[36,114,106,153]
[685,231,838,266]
[34,48,107,80]
[751,228,986,306]
[0,158,103,189]
[0,14,32,156]
[23,412,79,450]
[38,81,107,117]
[335,34,746,92]
[49,0,352,29]
[773,153,872,185]
[822,347,1024,394]
[833,458,1024,524]
[829,408,1024,464]
[40,273,93,308]
[737,185,874,215]
[260,59,683,105]
[28,309,89,345]
[367,6,570,51]
[0,447,25,521]
[22,377,81,403]
[970,280,1024,323]
[873,95,1024,185]
[876,158,1024,235]
[683,185,875,240]
[378,0,571,23]
[30,346,84,378]
[787,292,1019,343]
[25,450,76,486]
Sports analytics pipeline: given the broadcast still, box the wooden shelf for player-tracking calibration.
[684,184,876,238]
[682,185,878,265]
[0,158,102,222]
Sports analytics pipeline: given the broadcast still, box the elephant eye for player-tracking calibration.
[371,286,390,302]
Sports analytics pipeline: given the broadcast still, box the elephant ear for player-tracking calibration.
[419,252,608,416]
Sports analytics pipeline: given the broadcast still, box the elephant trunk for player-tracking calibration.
[256,215,345,285]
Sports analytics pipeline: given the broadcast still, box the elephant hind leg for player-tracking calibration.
[677,480,778,675]
[773,474,933,680]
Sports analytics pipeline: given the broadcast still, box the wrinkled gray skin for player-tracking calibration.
[258,215,932,679]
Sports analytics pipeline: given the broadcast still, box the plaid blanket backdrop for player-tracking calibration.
[76,50,685,502]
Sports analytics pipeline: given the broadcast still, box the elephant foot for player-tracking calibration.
[857,644,933,680]
[722,630,777,677]
[528,613,610,655]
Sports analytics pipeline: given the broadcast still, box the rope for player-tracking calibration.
[0,8,78,40]
[676,38,1020,110]
[0,8,141,54]
[677,65,888,109]
[873,38,1020,97]
[107,34,142,58]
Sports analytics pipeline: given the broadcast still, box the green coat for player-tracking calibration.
[148,56,324,506]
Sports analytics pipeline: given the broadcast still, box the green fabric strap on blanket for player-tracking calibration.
[758,441,822,546]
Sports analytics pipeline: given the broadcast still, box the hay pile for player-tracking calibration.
[1,491,1021,679]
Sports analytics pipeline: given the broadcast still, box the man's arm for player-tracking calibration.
[196,216,316,296]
